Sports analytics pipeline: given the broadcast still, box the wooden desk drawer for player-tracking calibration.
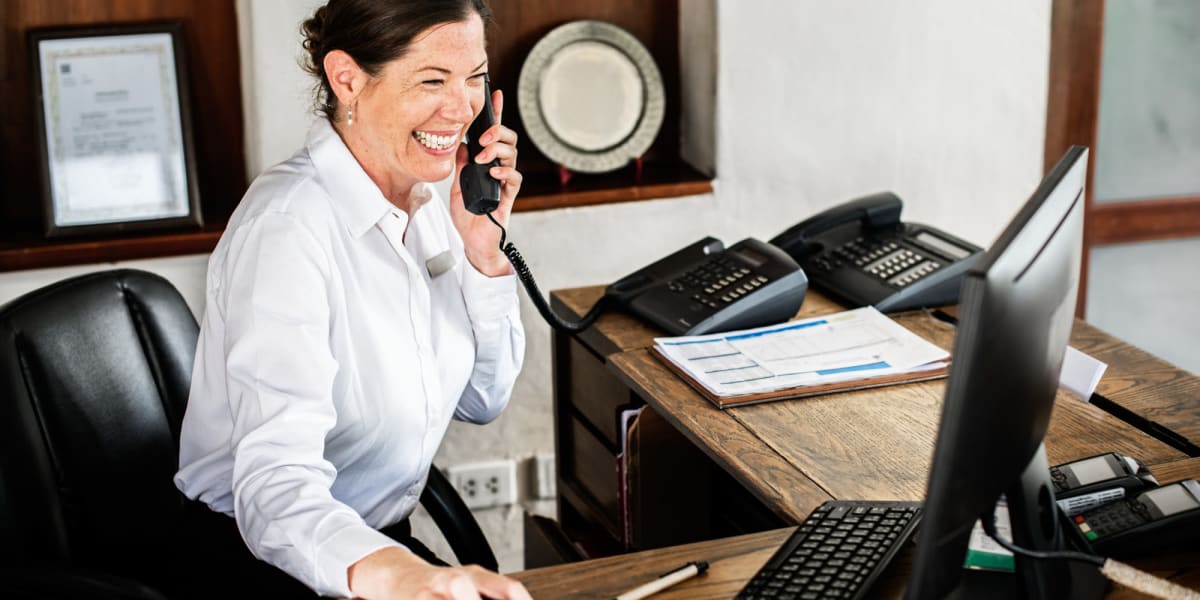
[566,337,635,449]
[565,416,619,526]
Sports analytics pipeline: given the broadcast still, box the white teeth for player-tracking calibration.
[414,131,456,150]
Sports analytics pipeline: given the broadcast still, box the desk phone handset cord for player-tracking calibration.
[485,213,611,334]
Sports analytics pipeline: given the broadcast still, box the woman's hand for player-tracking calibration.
[348,546,532,600]
[449,88,523,277]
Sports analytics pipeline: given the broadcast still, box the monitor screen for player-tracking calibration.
[905,146,1090,599]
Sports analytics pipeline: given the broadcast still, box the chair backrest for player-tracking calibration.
[0,269,197,572]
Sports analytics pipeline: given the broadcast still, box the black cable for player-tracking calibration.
[980,506,1104,566]
[486,212,611,333]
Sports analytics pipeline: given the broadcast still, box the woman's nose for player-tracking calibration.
[445,86,476,123]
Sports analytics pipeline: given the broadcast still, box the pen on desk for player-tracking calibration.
[615,560,709,600]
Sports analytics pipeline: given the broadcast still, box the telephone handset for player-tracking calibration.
[769,192,983,313]
[462,81,806,336]
[605,237,808,336]
[460,75,501,215]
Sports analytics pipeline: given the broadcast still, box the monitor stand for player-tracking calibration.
[948,445,1109,599]
[944,561,1108,599]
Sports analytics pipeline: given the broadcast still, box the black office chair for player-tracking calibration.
[0,269,496,598]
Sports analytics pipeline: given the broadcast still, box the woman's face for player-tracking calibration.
[352,13,488,192]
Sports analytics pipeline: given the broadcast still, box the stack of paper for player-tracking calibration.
[652,307,950,408]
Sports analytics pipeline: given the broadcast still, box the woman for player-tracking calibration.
[173,1,530,598]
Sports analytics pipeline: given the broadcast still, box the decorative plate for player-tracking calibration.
[517,20,665,174]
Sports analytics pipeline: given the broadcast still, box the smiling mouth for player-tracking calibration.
[413,131,458,151]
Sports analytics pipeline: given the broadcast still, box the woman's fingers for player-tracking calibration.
[464,566,533,600]
[491,88,503,125]
[491,165,523,208]
[475,135,518,166]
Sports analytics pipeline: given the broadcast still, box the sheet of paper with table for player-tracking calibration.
[652,306,951,408]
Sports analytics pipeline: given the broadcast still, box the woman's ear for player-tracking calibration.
[324,49,367,109]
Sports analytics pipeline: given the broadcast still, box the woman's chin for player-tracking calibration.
[408,159,456,184]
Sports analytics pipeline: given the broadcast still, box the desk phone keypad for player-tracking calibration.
[738,500,921,600]
[667,256,770,310]
[812,237,941,290]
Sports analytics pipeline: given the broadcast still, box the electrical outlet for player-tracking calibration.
[533,453,556,499]
[446,459,517,510]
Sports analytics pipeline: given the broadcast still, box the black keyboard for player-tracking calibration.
[737,500,922,600]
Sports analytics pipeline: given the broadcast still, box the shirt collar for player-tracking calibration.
[306,118,437,238]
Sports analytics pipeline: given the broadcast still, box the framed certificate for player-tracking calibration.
[29,23,201,238]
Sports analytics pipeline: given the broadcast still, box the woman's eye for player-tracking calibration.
[422,79,444,87]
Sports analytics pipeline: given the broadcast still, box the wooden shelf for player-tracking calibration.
[0,163,711,272]
[0,223,226,272]
[513,160,712,212]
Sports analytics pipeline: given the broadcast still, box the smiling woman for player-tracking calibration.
[170,1,531,599]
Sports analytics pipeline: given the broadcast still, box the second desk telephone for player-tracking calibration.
[770,192,983,313]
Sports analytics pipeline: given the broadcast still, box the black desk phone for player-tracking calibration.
[605,237,808,336]
[769,192,983,313]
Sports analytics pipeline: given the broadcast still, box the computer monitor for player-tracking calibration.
[905,146,1102,599]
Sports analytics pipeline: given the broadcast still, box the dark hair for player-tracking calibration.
[302,0,492,121]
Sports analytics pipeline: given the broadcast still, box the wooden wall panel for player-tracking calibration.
[0,0,245,238]
[486,0,682,184]
[0,0,700,270]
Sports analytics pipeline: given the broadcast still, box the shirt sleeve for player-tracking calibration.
[453,262,526,424]
[218,212,400,597]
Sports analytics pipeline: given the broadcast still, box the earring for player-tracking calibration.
[347,107,354,126]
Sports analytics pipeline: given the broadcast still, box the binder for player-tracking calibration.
[651,307,952,409]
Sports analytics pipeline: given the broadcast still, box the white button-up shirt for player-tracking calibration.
[175,119,525,597]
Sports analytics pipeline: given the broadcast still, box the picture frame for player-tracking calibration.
[29,22,202,238]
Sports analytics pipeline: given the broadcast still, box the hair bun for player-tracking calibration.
[302,5,328,57]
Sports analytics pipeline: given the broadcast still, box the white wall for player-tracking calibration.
[0,255,209,318]
[0,0,1052,574]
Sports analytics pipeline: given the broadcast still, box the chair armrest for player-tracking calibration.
[420,466,499,571]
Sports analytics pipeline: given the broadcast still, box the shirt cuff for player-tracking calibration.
[461,264,520,322]
[316,523,405,598]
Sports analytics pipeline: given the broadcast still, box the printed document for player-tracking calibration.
[654,307,949,399]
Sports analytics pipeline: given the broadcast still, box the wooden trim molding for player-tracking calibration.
[1090,195,1200,245]
[1044,0,1106,176]
[0,227,225,272]
[1047,0,1106,316]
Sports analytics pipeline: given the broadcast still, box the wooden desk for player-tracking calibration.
[513,530,1200,599]
[515,461,1200,599]
[548,286,1200,555]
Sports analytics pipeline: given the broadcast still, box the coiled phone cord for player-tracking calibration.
[486,213,610,333]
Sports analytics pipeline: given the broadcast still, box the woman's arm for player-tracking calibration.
[219,212,400,596]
